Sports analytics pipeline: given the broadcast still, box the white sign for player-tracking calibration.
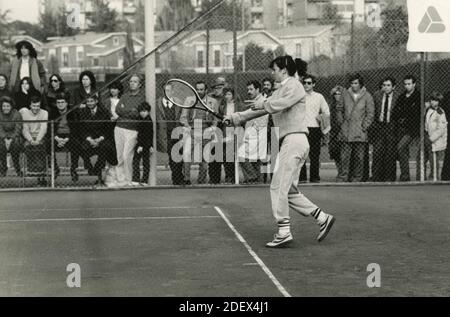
[407,0,450,52]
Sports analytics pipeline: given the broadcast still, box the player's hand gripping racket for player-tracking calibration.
[163,79,223,120]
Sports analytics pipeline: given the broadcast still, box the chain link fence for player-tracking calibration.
[1,0,449,190]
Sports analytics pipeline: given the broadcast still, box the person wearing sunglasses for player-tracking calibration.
[46,74,70,118]
[298,74,330,183]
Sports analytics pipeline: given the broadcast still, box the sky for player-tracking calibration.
[0,0,40,24]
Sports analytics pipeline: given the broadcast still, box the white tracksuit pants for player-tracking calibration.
[115,127,138,184]
[270,133,319,223]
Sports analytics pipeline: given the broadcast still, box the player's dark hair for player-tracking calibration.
[269,55,297,77]
[247,80,261,91]
[295,58,308,78]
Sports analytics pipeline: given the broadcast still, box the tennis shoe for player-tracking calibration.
[317,215,335,242]
[266,233,293,248]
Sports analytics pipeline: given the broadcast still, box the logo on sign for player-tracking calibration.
[418,6,446,33]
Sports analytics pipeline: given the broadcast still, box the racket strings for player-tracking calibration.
[167,82,197,108]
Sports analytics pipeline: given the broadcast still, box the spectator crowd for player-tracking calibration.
[1,40,449,186]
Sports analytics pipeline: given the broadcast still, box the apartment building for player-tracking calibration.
[40,0,142,31]
[246,0,395,28]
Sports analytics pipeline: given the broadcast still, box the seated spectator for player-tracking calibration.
[0,74,11,99]
[46,74,71,117]
[78,94,116,185]
[71,70,96,109]
[132,102,154,185]
[425,92,448,180]
[0,96,22,177]
[21,95,48,185]
[14,77,42,111]
[50,93,81,182]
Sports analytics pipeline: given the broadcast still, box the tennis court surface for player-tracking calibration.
[0,185,449,297]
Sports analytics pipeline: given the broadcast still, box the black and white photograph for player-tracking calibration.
[0,0,449,304]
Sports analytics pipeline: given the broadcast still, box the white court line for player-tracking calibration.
[214,206,292,298]
[0,215,220,224]
[0,206,212,213]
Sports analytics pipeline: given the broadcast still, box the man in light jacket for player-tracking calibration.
[336,74,375,183]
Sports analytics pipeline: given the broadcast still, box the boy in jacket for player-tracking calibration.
[132,102,154,185]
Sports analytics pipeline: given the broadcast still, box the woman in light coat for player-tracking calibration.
[425,92,448,180]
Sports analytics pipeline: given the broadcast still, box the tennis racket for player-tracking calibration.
[163,79,223,120]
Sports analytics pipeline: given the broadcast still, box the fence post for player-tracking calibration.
[233,0,238,91]
[145,0,157,186]
[50,120,55,189]
[235,134,239,185]
[419,52,426,182]
[206,19,210,78]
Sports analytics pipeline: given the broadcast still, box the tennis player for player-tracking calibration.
[224,55,335,248]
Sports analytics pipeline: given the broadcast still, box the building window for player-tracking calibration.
[76,46,84,62]
[214,50,221,67]
[93,58,99,67]
[49,49,56,57]
[316,42,322,55]
[61,47,69,67]
[252,0,263,7]
[155,52,161,68]
[197,50,204,68]
[296,43,302,57]
[63,53,69,67]
[113,36,120,46]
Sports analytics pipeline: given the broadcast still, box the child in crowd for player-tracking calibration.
[132,102,154,185]
[425,92,448,180]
